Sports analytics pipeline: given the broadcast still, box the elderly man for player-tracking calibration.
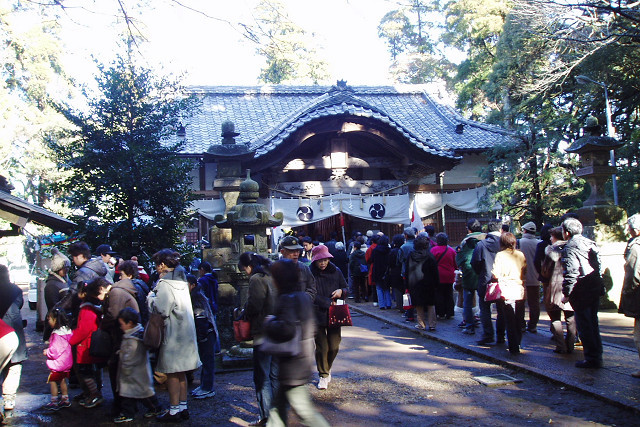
[619,213,640,377]
[561,217,604,368]
[279,235,317,302]
[519,222,542,333]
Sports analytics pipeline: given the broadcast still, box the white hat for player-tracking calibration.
[629,213,640,231]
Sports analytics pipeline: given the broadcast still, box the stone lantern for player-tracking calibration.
[567,117,627,309]
[566,117,626,241]
[206,170,283,361]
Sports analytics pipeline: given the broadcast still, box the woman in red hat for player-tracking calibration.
[310,245,347,391]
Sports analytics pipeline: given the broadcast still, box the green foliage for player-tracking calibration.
[49,53,201,257]
[248,0,330,84]
[0,0,73,210]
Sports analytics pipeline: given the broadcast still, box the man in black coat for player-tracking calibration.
[471,220,505,345]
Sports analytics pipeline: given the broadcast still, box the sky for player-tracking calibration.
[56,0,397,86]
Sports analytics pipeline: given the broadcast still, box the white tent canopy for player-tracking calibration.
[192,199,226,221]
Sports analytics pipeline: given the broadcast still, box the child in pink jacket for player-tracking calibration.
[43,309,73,411]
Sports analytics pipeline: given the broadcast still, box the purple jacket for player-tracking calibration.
[46,327,73,372]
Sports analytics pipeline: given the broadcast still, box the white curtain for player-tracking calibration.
[271,193,411,227]
[414,187,492,218]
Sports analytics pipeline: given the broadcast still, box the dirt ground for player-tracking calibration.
[2,305,637,426]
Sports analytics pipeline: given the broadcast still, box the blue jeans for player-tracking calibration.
[267,384,329,427]
[253,346,279,420]
[197,330,216,392]
[463,289,475,328]
[574,298,603,364]
[376,285,392,308]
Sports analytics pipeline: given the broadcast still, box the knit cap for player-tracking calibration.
[50,247,71,272]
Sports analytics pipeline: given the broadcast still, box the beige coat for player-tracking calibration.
[117,324,154,398]
[492,249,527,301]
[147,273,201,374]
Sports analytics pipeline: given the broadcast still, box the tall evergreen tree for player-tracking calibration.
[50,52,200,254]
[245,0,329,84]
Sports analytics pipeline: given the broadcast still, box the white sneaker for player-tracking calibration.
[317,377,329,390]
[190,386,202,396]
[193,390,216,400]
[4,399,15,410]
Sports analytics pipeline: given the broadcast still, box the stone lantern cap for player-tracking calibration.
[214,170,283,228]
[566,135,624,154]
[567,116,624,154]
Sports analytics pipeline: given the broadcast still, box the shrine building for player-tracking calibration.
[172,81,517,247]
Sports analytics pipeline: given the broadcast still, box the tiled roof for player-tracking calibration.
[175,84,517,158]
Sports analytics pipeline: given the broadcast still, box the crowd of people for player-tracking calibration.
[0,211,639,425]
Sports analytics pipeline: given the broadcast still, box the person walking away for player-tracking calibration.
[398,228,417,322]
[519,222,542,333]
[542,227,576,354]
[371,235,392,310]
[263,260,329,427]
[406,236,440,331]
[69,278,111,409]
[310,245,347,390]
[239,253,276,426]
[187,275,217,400]
[561,217,604,369]
[471,220,506,345]
[491,233,527,354]
[332,242,349,283]
[197,262,219,316]
[456,219,485,334]
[389,235,406,312]
[148,249,201,422]
[431,233,457,319]
[365,234,380,305]
[348,242,368,303]
[0,265,27,413]
[113,307,163,423]
[619,213,640,377]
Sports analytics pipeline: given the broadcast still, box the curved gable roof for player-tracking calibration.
[177,84,517,158]
[251,86,456,159]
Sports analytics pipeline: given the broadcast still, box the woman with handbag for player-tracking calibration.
[238,252,276,427]
[491,232,527,355]
[310,245,347,390]
[147,249,200,422]
[263,259,329,427]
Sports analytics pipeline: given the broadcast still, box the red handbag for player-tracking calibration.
[484,279,503,302]
[233,319,252,342]
[328,304,352,328]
